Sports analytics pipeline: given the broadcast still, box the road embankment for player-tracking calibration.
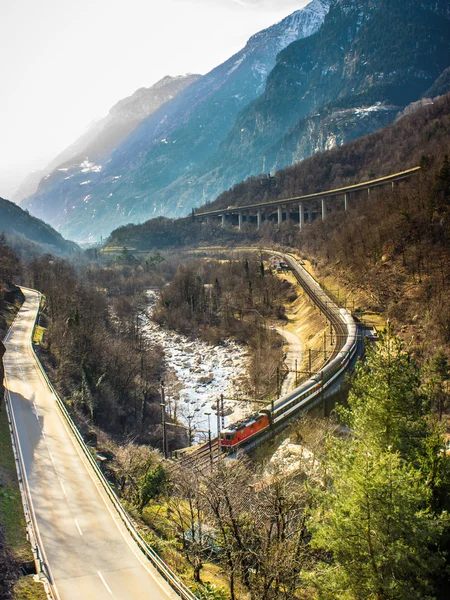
[4,287,193,600]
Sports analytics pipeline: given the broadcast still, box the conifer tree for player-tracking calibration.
[310,332,450,600]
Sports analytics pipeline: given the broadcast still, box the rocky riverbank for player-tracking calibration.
[145,291,253,440]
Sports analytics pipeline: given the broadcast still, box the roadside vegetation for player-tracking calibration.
[102,334,450,599]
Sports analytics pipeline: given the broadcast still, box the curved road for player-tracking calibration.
[4,289,180,600]
[275,327,302,397]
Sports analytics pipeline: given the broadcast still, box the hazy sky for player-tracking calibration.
[1,0,308,198]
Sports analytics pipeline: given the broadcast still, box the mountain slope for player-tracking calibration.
[0,197,78,255]
[166,0,450,211]
[106,92,450,251]
[424,67,450,99]
[15,74,200,203]
[22,0,331,241]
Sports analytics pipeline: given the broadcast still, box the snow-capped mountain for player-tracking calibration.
[15,74,200,203]
[157,0,450,213]
[22,0,331,241]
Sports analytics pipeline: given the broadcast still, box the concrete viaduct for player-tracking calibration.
[193,167,421,230]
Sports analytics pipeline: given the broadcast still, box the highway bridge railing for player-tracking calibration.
[193,166,421,218]
[23,288,199,600]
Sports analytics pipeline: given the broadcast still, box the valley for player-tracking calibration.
[145,290,250,439]
[1,1,450,598]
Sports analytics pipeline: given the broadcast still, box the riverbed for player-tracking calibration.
[144,291,253,442]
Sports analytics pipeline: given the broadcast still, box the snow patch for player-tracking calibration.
[80,159,102,173]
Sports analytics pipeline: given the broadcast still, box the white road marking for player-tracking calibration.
[74,519,83,536]
[60,480,67,497]
[97,571,113,596]
[9,290,174,599]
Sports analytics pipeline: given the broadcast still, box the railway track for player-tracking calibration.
[279,252,348,364]
[176,440,221,471]
[175,248,357,470]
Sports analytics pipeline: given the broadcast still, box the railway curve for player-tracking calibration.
[179,248,359,467]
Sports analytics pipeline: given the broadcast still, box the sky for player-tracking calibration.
[0,0,309,199]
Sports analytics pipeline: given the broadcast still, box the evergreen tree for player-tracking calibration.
[312,446,444,600]
[427,350,450,420]
[310,333,450,599]
[338,333,429,463]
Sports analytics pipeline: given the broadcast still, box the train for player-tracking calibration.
[220,308,358,449]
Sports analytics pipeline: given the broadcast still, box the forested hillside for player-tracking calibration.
[106,93,450,364]
[208,93,450,211]
[0,196,78,256]
[108,93,450,245]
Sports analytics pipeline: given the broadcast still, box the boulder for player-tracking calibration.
[198,373,214,385]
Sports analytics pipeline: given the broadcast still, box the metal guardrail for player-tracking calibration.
[3,318,55,599]
[22,288,199,600]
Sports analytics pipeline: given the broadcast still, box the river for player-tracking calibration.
[145,291,253,442]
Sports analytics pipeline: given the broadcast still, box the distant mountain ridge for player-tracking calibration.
[14,74,200,203]
[22,0,450,243]
[22,0,331,241]
[0,197,78,255]
[105,92,450,251]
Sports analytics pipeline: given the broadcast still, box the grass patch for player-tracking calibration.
[32,326,45,345]
[0,408,30,562]
[13,576,47,600]
[360,311,386,331]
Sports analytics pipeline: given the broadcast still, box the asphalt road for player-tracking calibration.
[275,327,303,396]
[4,288,180,600]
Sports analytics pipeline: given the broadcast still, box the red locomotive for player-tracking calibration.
[220,412,270,447]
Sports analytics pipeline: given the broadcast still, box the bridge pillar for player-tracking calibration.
[307,204,313,222]
[321,198,327,221]
[238,211,243,230]
[277,206,283,225]
[344,193,348,211]
[221,214,226,227]
[391,181,396,190]
[257,208,262,229]
[367,187,371,198]
[299,202,304,230]
[285,205,290,222]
